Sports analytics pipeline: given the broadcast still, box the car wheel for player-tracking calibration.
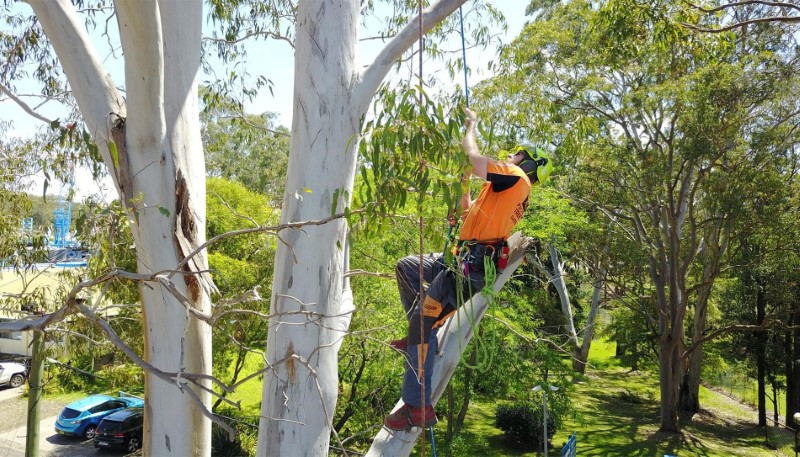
[83,425,97,440]
[126,437,140,452]
[9,374,24,388]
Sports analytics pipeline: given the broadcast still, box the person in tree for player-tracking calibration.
[384,108,553,430]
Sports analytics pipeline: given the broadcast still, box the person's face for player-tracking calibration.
[507,149,526,165]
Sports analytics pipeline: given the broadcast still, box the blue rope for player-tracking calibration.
[458,6,470,107]
[429,426,438,457]
[441,4,470,259]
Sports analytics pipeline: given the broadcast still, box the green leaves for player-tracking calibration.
[108,140,119,169]
[358,84,466,225]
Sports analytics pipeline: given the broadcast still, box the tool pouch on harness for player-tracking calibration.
[457,240,508,275]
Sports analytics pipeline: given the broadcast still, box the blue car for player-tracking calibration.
[55,394,144,440]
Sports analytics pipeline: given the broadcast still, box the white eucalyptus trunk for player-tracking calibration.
[257,0,465,456]
[257,0,467,454]
[575,276,602,373]
[550,245,580,348]
[257,2,361,454]
[29,1,211,455]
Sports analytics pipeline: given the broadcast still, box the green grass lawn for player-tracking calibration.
[443,339,796,456]
[705,369,788,422]
[215,351,266,417]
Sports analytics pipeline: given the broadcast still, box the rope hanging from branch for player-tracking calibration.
[459,5,470,107]
[416,1,429,455]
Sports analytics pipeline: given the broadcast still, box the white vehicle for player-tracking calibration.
[0,362,27,388]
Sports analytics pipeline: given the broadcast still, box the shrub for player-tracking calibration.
[211,410,258,457]
[45,365,91,394]
[495,402,558,449]
[101,364,144,390]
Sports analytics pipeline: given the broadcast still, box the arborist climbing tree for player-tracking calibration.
[384,107,554,431]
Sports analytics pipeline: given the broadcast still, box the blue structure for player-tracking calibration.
[49,184,87,264]
[14,183,87,267]
[45,184,86,265]
[51,192,73,249]
[561,433,576,457]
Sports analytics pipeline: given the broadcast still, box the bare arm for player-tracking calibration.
[462,108,488,180]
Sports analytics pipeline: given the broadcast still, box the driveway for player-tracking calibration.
[0,386,22,403]
[0,415,96,457]
[0,390,140,457]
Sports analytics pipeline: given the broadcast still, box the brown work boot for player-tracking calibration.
[384,404,438,431]
[389,337,408,351]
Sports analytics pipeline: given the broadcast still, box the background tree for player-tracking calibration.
[680,0,800,429]
[205,177,276,411]
[479,0,800,432]
[201,92,290,205]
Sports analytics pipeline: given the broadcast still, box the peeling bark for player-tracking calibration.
[28,1,211,455]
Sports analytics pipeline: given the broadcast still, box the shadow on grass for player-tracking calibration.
[463,347,793,457]
[558,366,789,456]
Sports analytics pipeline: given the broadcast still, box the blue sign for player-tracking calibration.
[561,432,576,457]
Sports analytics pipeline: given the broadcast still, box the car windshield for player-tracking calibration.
[60,408,81,419]
[98,420,123,433]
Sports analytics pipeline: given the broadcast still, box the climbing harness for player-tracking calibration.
[448,239,505,370]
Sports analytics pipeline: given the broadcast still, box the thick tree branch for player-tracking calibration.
[682,0,800,14]
[355,0,467,109]
[683,318,779,358]
[682,16,800,33]
[27,0,126,195]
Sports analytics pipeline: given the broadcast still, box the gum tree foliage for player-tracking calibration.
[477,0,800,433]
[0,123,37,260]
[0,0,506,455]
[200,91,290,206]
[205,177,276,411]
[516,186,607,374]
[717,163,800,427]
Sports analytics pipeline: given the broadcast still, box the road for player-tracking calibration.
[0,387,140,457]
[0,386,23,403]
[0,415,100,457]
